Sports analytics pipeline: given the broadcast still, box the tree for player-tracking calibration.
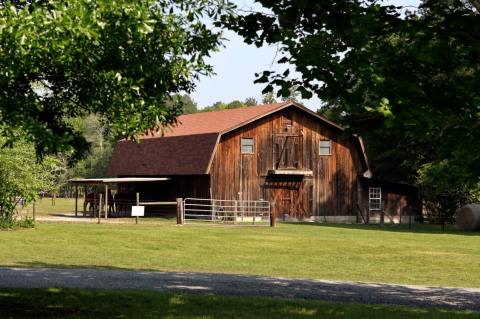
[165,94,198,114]
[0,137,59,228]
[244,97,258,106]
[69,115,114,179]
[261,92,277,104]
[0,0,231,160]
[227,100,244,109]
[224,0,480,218]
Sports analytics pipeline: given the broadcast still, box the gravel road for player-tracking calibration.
[0,267,479,311]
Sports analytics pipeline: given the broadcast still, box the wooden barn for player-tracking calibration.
[107,101,421,223]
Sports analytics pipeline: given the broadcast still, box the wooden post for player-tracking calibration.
[98,193,102,224]
[32,201,36,222]
[136,192,139,224]
[93,191,97,218]
[104,184,108,220]
[75,185,78,217]
[83,186,87,217]
[176,198,183,225]
[270,210,276,227]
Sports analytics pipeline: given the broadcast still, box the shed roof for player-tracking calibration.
[69,177,170,185]
[107,101,369,176]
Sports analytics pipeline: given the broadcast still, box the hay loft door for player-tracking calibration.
[273,134,302,169]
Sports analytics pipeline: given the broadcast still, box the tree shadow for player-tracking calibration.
[0,287,476,319]
[1,263,479,314]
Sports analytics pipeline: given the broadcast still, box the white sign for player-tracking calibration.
[131,206,145,217]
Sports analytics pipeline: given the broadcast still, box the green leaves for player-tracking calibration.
[0,0,230,160]
[0,136,60,227]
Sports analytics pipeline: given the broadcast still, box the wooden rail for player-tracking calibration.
[138,201,177,205]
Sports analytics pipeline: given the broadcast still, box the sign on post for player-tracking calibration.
[131,206,145,217]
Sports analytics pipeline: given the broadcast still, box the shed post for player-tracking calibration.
[136,192,139,224]
[98,193,102,224]
[83,186,86,217]
[93,190,97,218]
[74,185,78,217]
[176,198,183,225]
[104,184,108,220]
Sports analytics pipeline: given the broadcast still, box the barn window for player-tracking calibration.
[319,140,331,155]
[241,138,254,154]
[369,187,382,210]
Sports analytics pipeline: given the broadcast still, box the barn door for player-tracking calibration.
[265,176,309,220]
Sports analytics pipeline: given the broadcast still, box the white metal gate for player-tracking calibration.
[183,198,271,226]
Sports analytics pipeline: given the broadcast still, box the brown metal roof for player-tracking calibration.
[107,102,370,176]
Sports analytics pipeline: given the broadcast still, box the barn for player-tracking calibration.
[107,101,421,223]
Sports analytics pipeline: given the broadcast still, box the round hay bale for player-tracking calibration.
[456,204,480,231]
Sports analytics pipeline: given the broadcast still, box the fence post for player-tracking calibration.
[176,198,183,225]
[270,210,276,227]
[32,201,36,222]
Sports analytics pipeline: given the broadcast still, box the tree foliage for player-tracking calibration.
[201,97,265,112]
[224,0,480,217]
[0,0,231,160]
[165,94,198,114]
[68,115,114,179]
[0,137,59,227]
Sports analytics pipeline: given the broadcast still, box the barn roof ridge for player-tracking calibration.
[139,101,345,140]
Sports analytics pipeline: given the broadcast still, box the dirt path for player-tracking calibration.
[0,267,479,311]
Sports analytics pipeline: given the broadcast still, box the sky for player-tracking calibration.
[190,0,421,111]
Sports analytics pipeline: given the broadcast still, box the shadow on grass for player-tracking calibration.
[0,288,478,319]
[2,262,480,313]
[284,222,480,236]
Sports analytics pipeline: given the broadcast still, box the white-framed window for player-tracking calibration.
[241,138,254,154]
[369,187,382,210]
[319,140,331,155]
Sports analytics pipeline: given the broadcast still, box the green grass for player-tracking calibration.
[0,288,477,319]
[1,221,479,288]
[20,197,77,217]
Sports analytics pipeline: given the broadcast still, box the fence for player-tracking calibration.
[182,198,272,226]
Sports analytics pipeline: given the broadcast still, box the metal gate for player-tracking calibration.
[183,198,271,226]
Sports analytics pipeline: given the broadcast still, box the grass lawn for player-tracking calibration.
[1,220,479,288]
[19,197,77,217]
[0,288,477,319]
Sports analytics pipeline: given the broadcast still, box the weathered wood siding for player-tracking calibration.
[361,178,421,223]
[209,106,367,218]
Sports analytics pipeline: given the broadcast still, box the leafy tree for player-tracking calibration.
[224,0,480,218]
[0,137,59,228]
[227,100,244,109]
[261,92,277,104]
[69,115,114,179]
[165,94,198,114]
[0,0,231,160]
[244,97,258,106]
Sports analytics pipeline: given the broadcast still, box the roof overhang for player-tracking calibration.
[69,177,170,185]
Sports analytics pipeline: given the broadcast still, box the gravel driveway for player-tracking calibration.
[0,267,479,311]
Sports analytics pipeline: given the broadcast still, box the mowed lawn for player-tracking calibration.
[1,218,480,288]
[0,288,477,319]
